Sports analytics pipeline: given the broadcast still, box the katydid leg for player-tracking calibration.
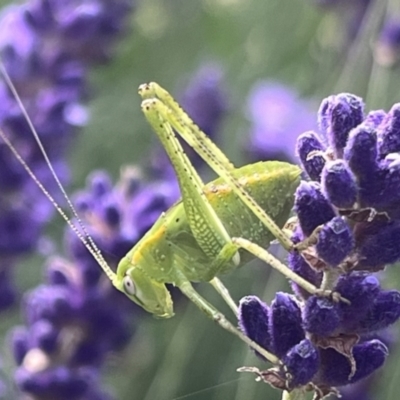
[231,237,325,297]
[209,277,238,316]
[140,90,296,252]
[176,275,279,364]
[142,100,239,264]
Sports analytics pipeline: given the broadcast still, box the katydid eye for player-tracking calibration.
[123,275,136,296]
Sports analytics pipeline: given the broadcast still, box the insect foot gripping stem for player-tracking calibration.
[115,257,174,318]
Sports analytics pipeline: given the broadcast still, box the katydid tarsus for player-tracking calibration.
[0,68,329,367]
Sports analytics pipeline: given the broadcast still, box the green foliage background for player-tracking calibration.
[3,0,400,399]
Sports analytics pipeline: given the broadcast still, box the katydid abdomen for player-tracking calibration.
[122,160,300,284]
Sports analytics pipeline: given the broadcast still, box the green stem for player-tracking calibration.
[281,389,306,400]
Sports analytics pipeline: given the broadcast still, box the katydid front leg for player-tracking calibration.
[175,271,279,365]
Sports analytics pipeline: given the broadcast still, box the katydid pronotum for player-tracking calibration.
[0,71,331,366]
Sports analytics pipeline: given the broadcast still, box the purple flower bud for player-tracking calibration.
[103,202,121,228]
[365,110,386,128]
[303,296,340,336]
[358,290,400,333]
[335,274,380,332]
[246,82,316,163]
[358,170,387,209]
[374,19,400,67]
[321,160,358,208]
[10,327,29,365]
[14,366,99,399]
[296,131,326,181]
[294,182,336,237]
[288,252,323,300]
[30,320,59,354]
[25,285,74,325]
[288,227,323,299]
[238,296,272,356]
[282,339,319,388]
[358,220,400,268]
[316,217,354,266]
[319,93,364,156]
[181,64,227,139]
[270,293,304,357]
[317,96,332,136]
[0,207,42,256]
[288,230,323,299]
[377,103,400,157]
[375,157,400,209]
[88,171,113,197]
[319,340,388,386]
[344,123,378,178]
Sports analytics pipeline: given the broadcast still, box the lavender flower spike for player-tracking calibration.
[12,166,178,398]
[0,0,134,311]
[239,91,400,398]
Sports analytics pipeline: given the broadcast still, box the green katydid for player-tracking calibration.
[0,71,327,365]
[111,84,334,354]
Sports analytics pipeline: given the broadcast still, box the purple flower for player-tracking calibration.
[238,296,272,358]
[0,0,134,311]
[270,293,304,358]
[246,81,316,163]
[296,131,326,181]
[294,181,336,237]
[11,167,178,398]
[315,216,354,266]
[238,291,391,391]
[0,0,146,397]
[344,123,378,178]
[282,339,319,388]
[318,93,364,157]
[303,296,341,336]
[374,18,400,67]
[377,103,400,158]
[319,339,388,386]
[321,160,357,209]
[239,91,400,396]
[180,63,227,140]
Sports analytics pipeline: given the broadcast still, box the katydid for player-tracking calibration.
[0,71,325,364]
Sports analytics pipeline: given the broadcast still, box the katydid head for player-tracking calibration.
[114,256,174,318]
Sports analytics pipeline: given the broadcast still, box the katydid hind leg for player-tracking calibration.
[143,85,295,251]
[141,99,239,273]
[139,82,234,172]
